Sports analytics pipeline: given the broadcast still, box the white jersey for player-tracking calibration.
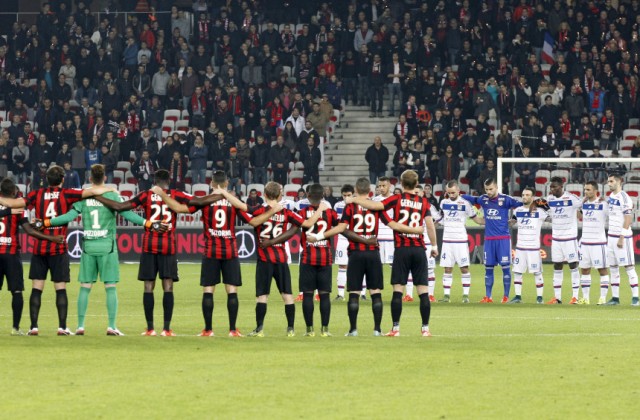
[547,191,582,240]
[373,194,394,241]
[280,198,298,211]
[296,198,331,211]
[607,190,633,237]
[421,208,436,246]
[514,206,548,250]
[436,197,476,243]
[580,199,608,244]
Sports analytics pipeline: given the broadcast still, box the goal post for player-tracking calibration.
[496,157,640,196]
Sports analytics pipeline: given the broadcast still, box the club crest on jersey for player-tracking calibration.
[498,197,504,206]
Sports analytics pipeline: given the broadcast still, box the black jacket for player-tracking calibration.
[365,144,389,172]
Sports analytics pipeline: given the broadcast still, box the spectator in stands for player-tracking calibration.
[393,140,412,177]
[101,145,117,184]
[570,144,588,183]
[606,150,627,176]
[11,136,29,185]
[438,145,460,188]
[365,136,389,184]
[306,102,329,139]
[55,143,72,167]
[564,86,585,126]
[515,147,538,192]
[300,136,321,185]
[368,53,385,118]
[600,109,618,151]
[133,150,156,191]
[467,154,486,193]
[250,135,270,185]
[61,161,81,189]
[323,186,338,208]
[31,163,50,190]
[169,151,187,191]
[246,189,264,207]
[236,138,251,187]
[270,136,291,186]
[210,131,229,172]
[0,134,9,179]
[189,135,208,185]
[31,134,53,173]
[225,147,243,195]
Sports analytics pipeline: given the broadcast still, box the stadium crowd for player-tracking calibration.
[1,0,640,200]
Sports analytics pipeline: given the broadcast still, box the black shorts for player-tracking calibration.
[346,250,384,292]
[0,254,24,291]
[391,247,427,286]
[29,254,70,282]
[255,260,292,296]
[200,257,242,287]
[138,253,179,281]
[299,263,332,293]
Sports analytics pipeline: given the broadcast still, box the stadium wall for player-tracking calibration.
[15,228,640,263]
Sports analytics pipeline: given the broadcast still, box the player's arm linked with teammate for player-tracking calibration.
[211,188,282,227]
[0,185,115,209]
[307,221,376,246]
[345,195,424,235]
[93,192,167,232]
[258,197,299,248]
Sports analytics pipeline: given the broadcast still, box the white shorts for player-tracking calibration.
[379,240,395,264]
[551,239,579,263]
[607,236,635,267]
[439,242,470,268]
[579,243,608,269]
[334,235,349,265]
[425,245,435,276]
[513,249,542,274]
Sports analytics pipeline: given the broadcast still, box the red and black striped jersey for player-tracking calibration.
[24,187,83,255]
[340,202,390,253]
[251,205,303,263]
[0,210,28,255]
[383,193,430,248]
[130,189,192,255]
[299,206,339,266]
[190,199,252,260]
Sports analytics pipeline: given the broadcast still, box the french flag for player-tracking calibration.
[542,32,555,64]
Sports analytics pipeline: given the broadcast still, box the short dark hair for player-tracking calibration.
[522,186,536,195]
[446,180,459,189]
[483,178,496,187]
[355,177,371,195]
[0,177,17,197]
[608,173,623,182]
[377,176,390,183]
[46,166,65,187]
[585,180,599,190]
[550,176,564,185]
[212,170,227,186]
[90,164,105,184]
[341,184,355,194]
[154,169,170,185]
[307,184,324,201]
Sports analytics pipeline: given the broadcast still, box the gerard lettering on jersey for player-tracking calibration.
[400,199,423,210]
[44,192,60,200]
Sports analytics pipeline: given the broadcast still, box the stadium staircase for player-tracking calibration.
[321,106,389,191]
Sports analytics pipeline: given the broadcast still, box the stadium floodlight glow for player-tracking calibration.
[496,157,640,194]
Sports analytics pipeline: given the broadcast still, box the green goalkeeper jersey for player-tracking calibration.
[50,191,146,255]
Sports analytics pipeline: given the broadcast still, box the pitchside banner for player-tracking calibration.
[15,227,640,262]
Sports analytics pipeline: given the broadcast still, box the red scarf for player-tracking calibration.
[127,114,140,132]
[170,158,183,183]
[191,94,207,114]
[229,94,242,115]
[117,128,128,139]
[592,90,602,109]
[561,119,571,138]
[198,20,209,42]
[406,103,417,120]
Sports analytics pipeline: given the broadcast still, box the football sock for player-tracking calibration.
[55,289,68,330]
[610,266,620,298]
[77,286,91,329]
[461,272,471,296]
[370,293,382,332]
[580,275,591,300]
[11,291,23,330]
[105,287,118,330]
[143,292,154,330]
[514,272,523,297]
[337,268,346,297]
[501,265,511,298]
[391,291,403,326]
[534,272,544,297]
[284,303,295,329]
[428,277,435,297]
[484,266,494,298]
[347,293,359,332]
[319,293,330,327]
[419,293,430,326]
[302,292,314,327]
[202,292,213,331]
[626,266,639,298]
[442,273,453,296]
[600,275,610,299]
[162,292,174,331]
[571,267,580,299]
[255,302,267,329]
[29,289,42,330]
[553,270,563,300]
[227,293,239,331]
[406,278,414,298]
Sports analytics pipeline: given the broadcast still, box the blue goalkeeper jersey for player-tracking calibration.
[462,193,522,240]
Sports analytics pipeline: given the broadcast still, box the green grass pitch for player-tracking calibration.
[0,262,639,419]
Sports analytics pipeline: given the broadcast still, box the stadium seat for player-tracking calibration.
[175,120,189,132]
[623,129,640,140]
[629,118,640,129]
[192,183,210,197]
[16,183,26,196]
[183,184,192,194]
[283,183,299,198]
[117,161,132,172]
[125,170,136,184]
[294,161,305,170]
[565,183,582,197]
[181,110,190,121]
[626,183,640,198]
[118,183,137,199]
[164,110,180,122]
[433,184,443,198]
[112,170,125,185]
[247,183,264,196]
[289,170,303,184]
[0,110,5,122]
